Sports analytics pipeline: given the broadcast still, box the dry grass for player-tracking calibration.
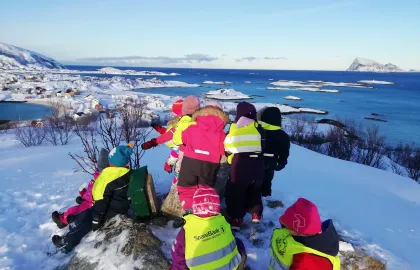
[340,250,386,270]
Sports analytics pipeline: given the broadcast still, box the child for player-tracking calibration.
[142,99,183,174]
[51,171,99,229]
[177,102,229,211]
[171,187,247,270]
[51,148,110,229]
[171,96,201,184]
[270,198,340,270]
[224,101,265,229]
[258,107,290,197]
[52,144,133,251]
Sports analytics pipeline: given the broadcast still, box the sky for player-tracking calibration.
[1,0,419,70]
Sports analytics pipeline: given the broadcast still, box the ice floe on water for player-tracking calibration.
[284,95,302,100]
[97,67,180,76]
[267,87,290,90]
[221,102,327,115]
[202,81,232,85]
[270,79,373,90]
[297,88,340,93]
[358,80,394,85]
[205,89,251,100]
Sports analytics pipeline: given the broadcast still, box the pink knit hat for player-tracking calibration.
[206,101,222,109]
[279,198,322,235]
[192,187,221,218]
[182,96,200,115]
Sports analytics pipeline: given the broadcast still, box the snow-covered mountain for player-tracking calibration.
[0,42,65,70]
[347,57,405,72]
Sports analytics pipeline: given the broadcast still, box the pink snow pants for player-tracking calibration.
[63,201,93,224]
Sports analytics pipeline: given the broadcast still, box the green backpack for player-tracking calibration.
[127,166,158,218]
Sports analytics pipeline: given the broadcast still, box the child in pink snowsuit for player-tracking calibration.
[52,171,100,229]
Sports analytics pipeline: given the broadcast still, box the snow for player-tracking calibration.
[358,80,394,85]
[1,119,420,268]
[347,57,405,72]
[284,96,302,101]
[205,89,251,100]
[0,42,66,70]
[270,80,366,90]
[339,241,355,252]
[97,67,180,76]
[221,102,327,115]
[202,81,231,85]
[267,87,290,90]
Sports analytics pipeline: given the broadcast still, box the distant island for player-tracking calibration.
[347,57,406,72]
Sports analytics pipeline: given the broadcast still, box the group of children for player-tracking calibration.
[50,96,341,269]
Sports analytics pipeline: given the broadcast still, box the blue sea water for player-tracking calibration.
[0,102,51,121]
[71,66,420,145]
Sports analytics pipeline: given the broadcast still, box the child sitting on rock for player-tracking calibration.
[171,187,247,270]
[142,99,183,176]
[51,149,109,229]
[177,102,229,211]
[269,198,340,270]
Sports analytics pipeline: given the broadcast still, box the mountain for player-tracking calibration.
[0,42,65,70]
[347,57,405,72]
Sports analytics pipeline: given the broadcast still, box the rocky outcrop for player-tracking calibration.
[65,216,170,270]
[347,57,404,72]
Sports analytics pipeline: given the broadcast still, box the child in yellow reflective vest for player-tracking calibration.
[171,187,247,270]
[269,198,340,270]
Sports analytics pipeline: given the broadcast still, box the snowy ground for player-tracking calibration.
[1,128,420,269]
[204,89,251,100]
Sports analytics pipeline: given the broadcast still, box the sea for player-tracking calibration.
[67,65,419,146]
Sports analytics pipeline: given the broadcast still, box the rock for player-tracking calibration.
[266,200,284,209]
[340,250,386,270]
[66,216,170,270]
[364,117,387,123]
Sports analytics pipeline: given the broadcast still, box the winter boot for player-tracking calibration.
[229,218,244,231]
[52,235,67,249]
[52,211,67,229]
[251,213,262,224]
[75,196,84,204]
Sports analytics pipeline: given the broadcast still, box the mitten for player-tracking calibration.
[164,162,173,173]
[274,163,285,171]
[79,188,87,197]
[75,196,84,204]
[141,138,158,150]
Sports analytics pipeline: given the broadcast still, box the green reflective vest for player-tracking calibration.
[259,121,281,131]
[184,214,241,270]
[269,228,340,270]
[224,122,262,154]
[172,115,196,146]
[92,167,130,201]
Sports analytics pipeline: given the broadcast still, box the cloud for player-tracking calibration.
[77,54,218,64]
[236,56,287,62]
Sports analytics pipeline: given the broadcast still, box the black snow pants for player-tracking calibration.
[261,169,275,197]
[63,208,93,252]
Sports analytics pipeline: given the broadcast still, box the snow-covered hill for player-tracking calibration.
[0,42,65,70]
[347,57,405,72]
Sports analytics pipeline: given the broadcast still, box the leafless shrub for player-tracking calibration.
[388,144,420,182]
[14,122,46,147]
[69,122,100,174]
[325,119,361,161]
[355,125,386,169]
[287,116,306,143]
[44,100,75,145]
[0,121,16,134]
[96,113,122,152]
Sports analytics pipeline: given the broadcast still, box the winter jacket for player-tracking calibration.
[183,106,229,163]
[171,216,247,270]
[173,115,196,151]
[82,179,94,203]
[270,220,340,270]
[259,107,290,171]
[91,167,131,223]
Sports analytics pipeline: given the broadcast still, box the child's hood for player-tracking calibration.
[192,106,229,131]
[292,219,340,256]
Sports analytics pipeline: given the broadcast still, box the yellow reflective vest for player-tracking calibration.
[259,121,281,131]
[92,167,130,201]
[164,125,176,148]
[269,228,340,270]
[184,214,241,270]
[172,115,196,146]
[224,122,262,154]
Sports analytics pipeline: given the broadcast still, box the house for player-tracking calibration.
[91,98,100,108]
[85,94,95,101]
[56,90,63,97]
[95,104,104,111]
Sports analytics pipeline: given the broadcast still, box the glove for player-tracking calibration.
[164,162,173,173]
[92,218,102,231]
[141,138,158,150]
[275,163,285,171]
[153,125,167,135]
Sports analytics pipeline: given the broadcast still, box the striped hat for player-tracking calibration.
[172,99,183,116]
[192,187,221,218]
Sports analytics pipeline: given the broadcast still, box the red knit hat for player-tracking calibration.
[279,198,322,235]
[192,187,221,218]
[172,99,183,116]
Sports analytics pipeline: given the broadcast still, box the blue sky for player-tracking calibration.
[1,0,419,70]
